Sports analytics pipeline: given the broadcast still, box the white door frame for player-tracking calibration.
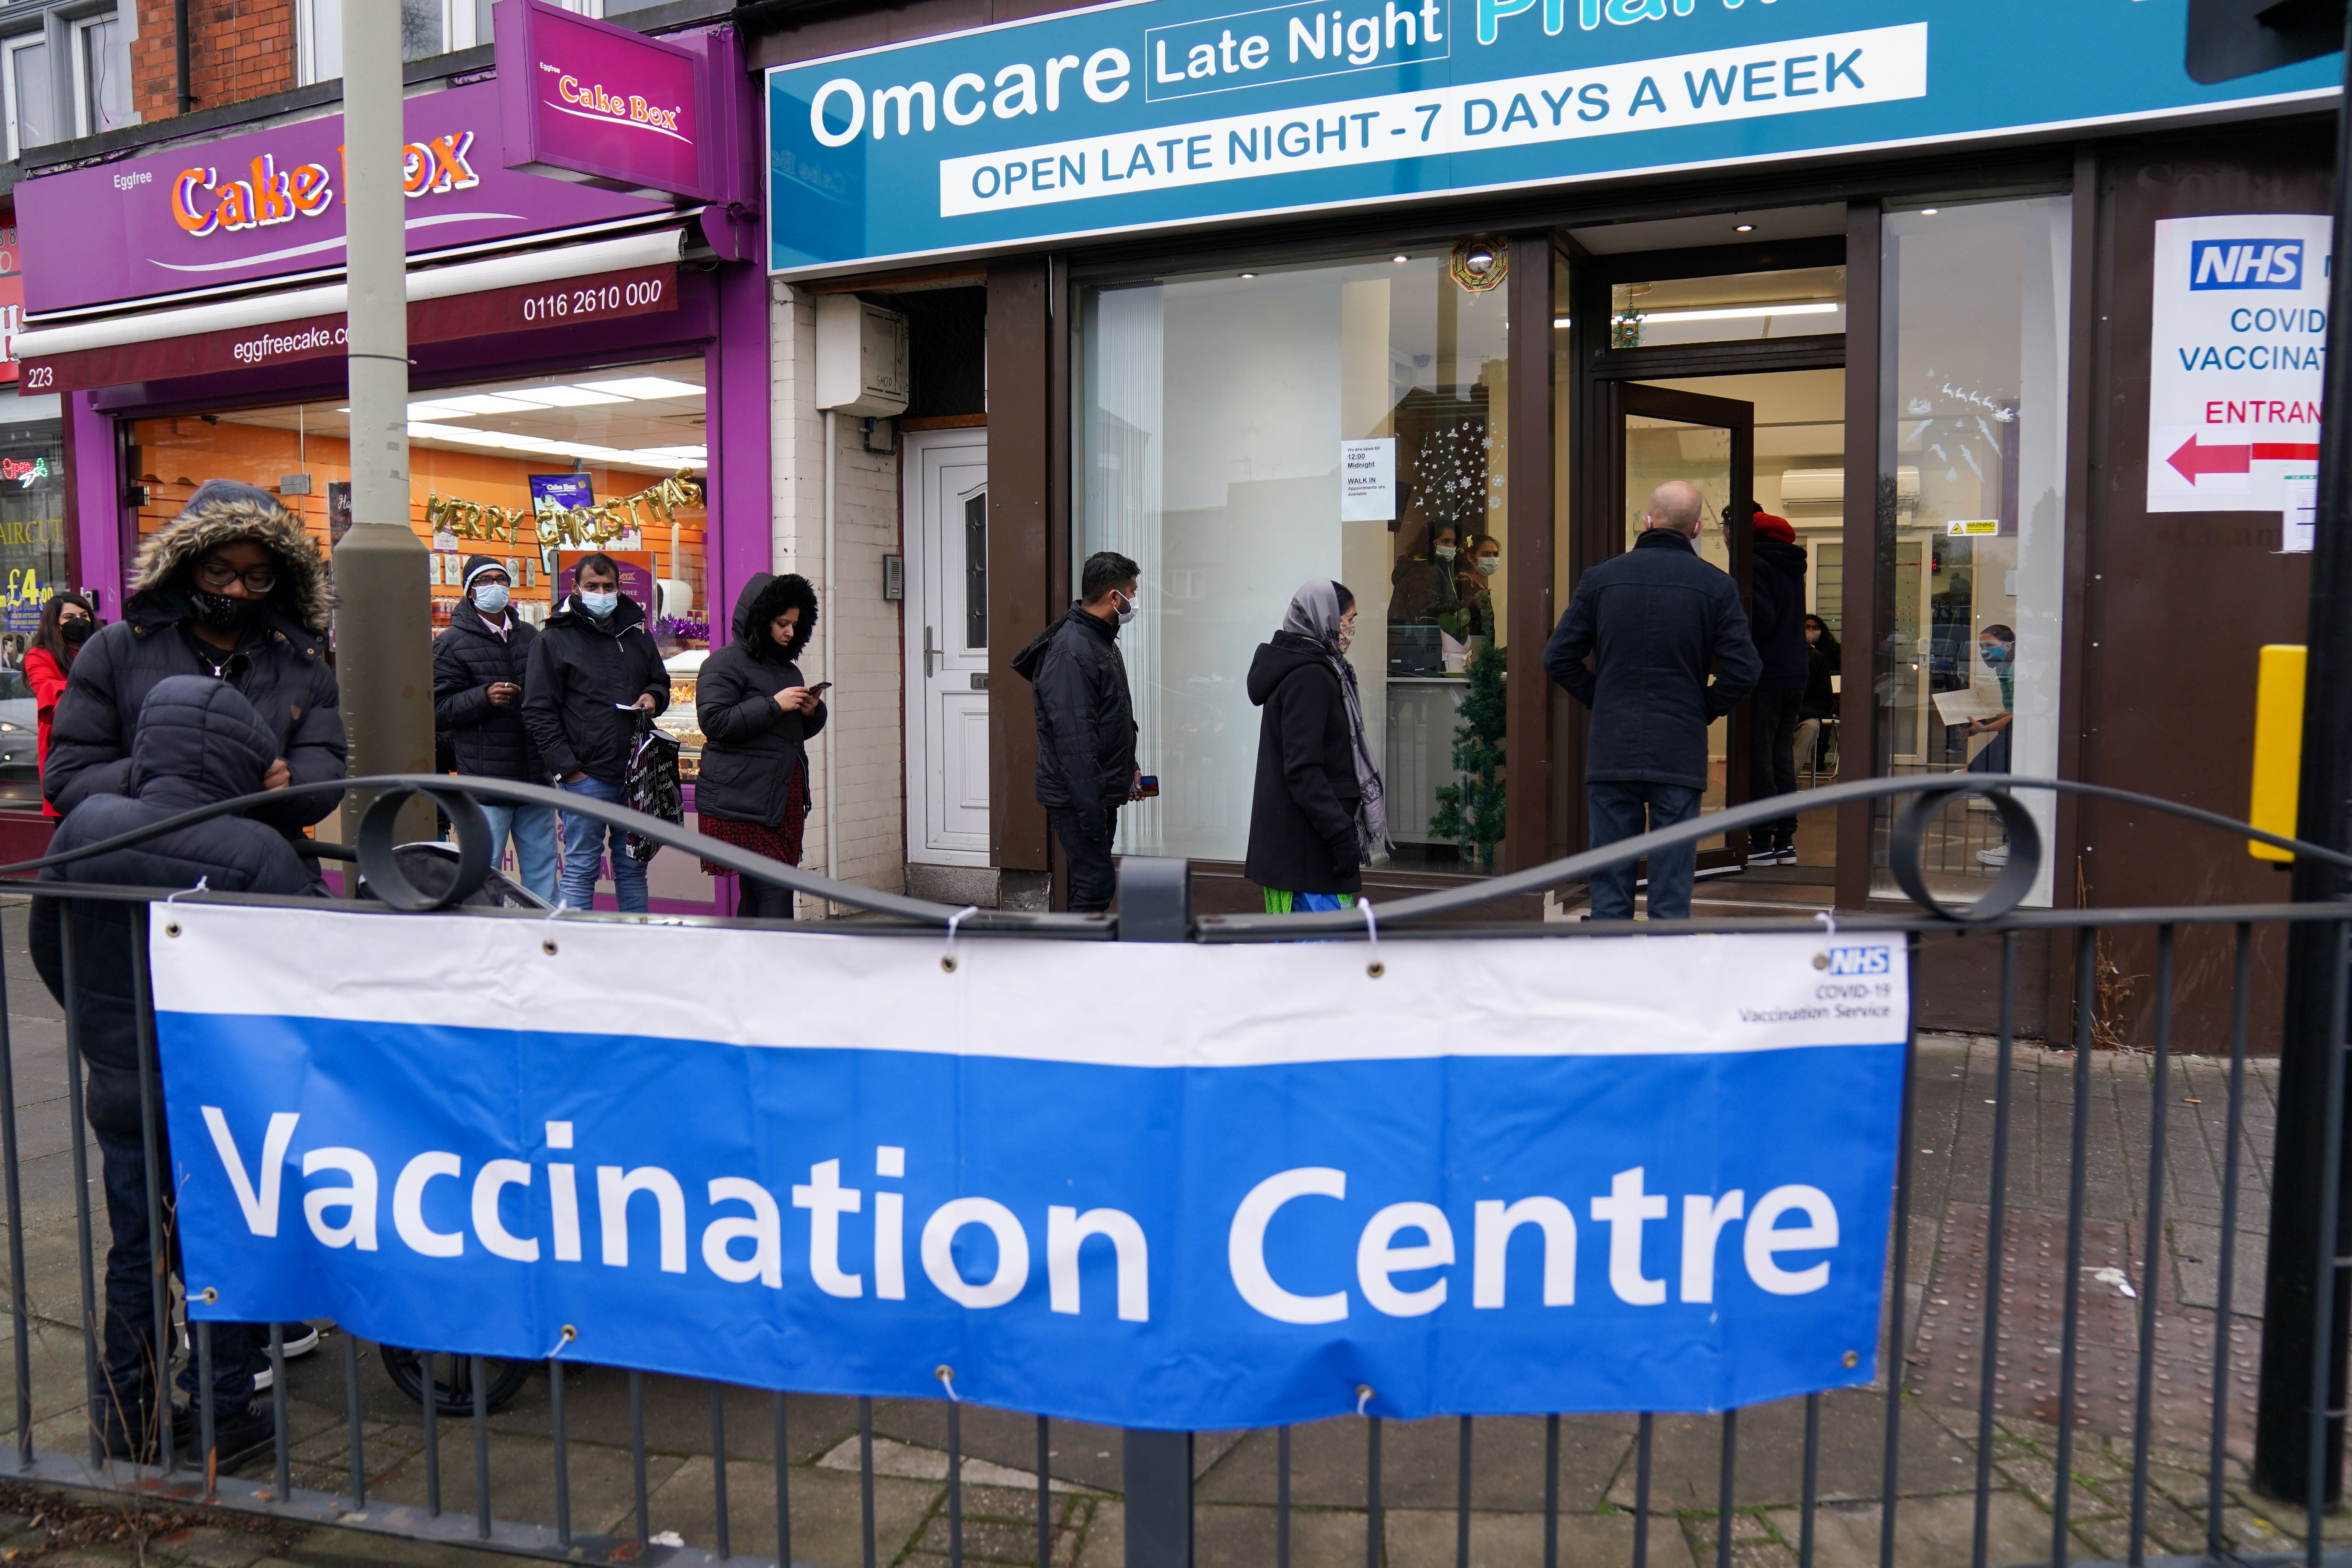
[903,428,990,868]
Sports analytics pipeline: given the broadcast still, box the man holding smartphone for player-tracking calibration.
[433,555,557,901]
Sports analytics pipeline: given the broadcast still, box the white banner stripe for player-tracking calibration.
[148,904,1906,1069]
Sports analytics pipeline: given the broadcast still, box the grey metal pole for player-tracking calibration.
[1117,856,1193,1568]
[332,0,435,845]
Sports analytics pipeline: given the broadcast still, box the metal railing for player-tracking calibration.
[0,772,2340,1568]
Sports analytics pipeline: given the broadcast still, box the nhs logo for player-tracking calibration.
[2190,239,2306,290]
[1824,946,1892,977]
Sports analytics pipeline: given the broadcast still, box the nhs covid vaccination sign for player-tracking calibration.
[152,904,1906,1427]
[764,0,2338,274]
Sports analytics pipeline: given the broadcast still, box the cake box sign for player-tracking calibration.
[495,0,721,202]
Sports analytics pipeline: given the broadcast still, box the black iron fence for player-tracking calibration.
[0,773,2340,1568]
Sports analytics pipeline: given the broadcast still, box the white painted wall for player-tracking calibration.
[770,281,907,913]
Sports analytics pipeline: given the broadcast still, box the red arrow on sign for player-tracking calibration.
[2167,434,2322,482]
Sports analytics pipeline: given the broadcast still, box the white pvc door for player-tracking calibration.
[905,430,990,865]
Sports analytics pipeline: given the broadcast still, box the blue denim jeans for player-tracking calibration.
[477,802,559,904]
[558,775,649,912]
[1587,780,1702,922]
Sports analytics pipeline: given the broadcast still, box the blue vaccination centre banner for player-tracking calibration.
[151,904,1907,1428]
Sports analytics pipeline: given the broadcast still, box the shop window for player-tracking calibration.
[296,0,515,84]
[1873,196,2071,907]
[73,14,130,138]
[1609,266,1846,349]
[5,34,53,158]
[1077,243,1513,873]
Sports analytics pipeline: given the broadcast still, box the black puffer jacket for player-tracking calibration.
[433,599,544,782]
[45,481,344,834]
[694,573,828,827]
[1013,605,1135,830]
[32,677,319,1135]
[1750,537,1810,693]
[520,592,669,785]
[1542,529,1762,789]
[1244,633,1362,896]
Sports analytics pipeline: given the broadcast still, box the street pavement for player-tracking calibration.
[0,898,2330,1568]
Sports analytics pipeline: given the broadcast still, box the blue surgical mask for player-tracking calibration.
[1981,644,2009,664]
[473,583,510,615]
[579,590,619,619]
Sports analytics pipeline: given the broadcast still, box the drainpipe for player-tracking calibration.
[173,0,190,115]
[823,408,838,916]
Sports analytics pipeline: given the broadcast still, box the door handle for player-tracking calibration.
[924,625,940,677]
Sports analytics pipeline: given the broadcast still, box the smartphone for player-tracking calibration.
[807,681,833,696]
[1135,774,1160,798]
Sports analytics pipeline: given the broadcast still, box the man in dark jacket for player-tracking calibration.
[520,552,668,912]
[1542,480,1761,921]
[46,480,344,836]
[1745,508,1810,866]
[433,555,555,901]
[33,678,321,1468]
[1012,551,1139,913]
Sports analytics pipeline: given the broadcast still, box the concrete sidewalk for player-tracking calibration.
[0,904,2327,1568]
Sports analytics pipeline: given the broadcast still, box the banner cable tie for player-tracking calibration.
[1360,899,1383,979]
[1814,909,1838,937]
[935,1364,959,1402]
[165,876,210,904]
[941,905,979,973]
[1355,1384,1373,1416]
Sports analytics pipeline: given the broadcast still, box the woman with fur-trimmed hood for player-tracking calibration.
[45,480,345,835]
[692,572,826,921]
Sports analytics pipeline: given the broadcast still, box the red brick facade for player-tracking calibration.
[131,0,297,123]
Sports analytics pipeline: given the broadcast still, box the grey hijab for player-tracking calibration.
[1279,579,1389,862]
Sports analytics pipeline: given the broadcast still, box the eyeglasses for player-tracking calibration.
[195,558,277,594]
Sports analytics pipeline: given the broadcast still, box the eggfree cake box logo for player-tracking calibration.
[538,59,689,140]
[171,132,483,237]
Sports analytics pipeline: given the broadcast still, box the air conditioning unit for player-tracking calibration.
[815,296,910,417]
[1776,467,1924,506]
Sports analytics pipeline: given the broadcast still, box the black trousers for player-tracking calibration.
[737,877,796,920]
[1747,687,1803,842]
[1051,804,1122,913]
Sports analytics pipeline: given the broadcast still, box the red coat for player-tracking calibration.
[23,646,67,818]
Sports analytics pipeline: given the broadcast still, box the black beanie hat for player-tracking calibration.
[460,555,507,594]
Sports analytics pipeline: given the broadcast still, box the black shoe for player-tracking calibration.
[101,1409,159,1465]
[277,1322,320,1358]
[1746,841,1781,865]
[170,1403,276,1472]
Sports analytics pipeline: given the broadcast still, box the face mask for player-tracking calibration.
[1114,591,1137,626]
[189,589,263,636]
[1981,645,2009,664]
[579,590,619,619]
[60,618,92,644]
[1433,545,1457,561]
[473,583,510,615]
[1474,556,1501,576]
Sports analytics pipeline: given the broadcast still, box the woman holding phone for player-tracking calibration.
[694,573,827,919]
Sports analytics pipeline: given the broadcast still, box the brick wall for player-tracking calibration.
[132,0,297,123]
[770,281,910,910]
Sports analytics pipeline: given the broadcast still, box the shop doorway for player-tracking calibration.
[903,428,991,867]
[1610,381,1755,873]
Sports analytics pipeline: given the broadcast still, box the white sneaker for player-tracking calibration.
[1977,845,2010,867]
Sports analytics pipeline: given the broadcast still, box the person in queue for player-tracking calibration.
[521,552,668,913]
[1542,479,1760,921]
[433,556,556,902]
[33,679,322,1469]
[1745,506,1809,866]
[45,480,344,839]
[24,593,95,818]
[1245,580,1387,913]
[693,573,827,921]
[1964,623,2018,868]
[1012,550,1140,915]
[1796,614,1840,779]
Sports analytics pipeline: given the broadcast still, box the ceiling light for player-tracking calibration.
[573,376,704,400]
[430,393,558,416]
[635,445,709,462]
[1239,272,1257,279]
[514,384,632,407]
[1640,301,1841,325]
[1921,207,1940,216]
[1734,223,1755,233]
[404,399,473,421]
[1393,255,1409,263]
[1553,316,1572,329]
[405,421,691,472]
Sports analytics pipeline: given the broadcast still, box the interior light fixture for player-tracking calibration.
[1921,207,1940,216]
[571,375,705,400]
[1734,223,1756,233]
[403,399,473,421]
[1553,316,1572,329]
[1393,255,1409,263]
[1239,271,1257,279]
[406,421,703,472]
[429,392,559,416]
[1638,301,1841,325]
[514,384,632,407]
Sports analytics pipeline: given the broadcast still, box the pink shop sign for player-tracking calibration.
[496,0,724,203]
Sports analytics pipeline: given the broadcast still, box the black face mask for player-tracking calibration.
[188,589,265,636]
[59,618,92,645]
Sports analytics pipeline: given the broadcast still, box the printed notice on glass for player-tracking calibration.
[2146,213,2332,552]
[1340,437,1395,523]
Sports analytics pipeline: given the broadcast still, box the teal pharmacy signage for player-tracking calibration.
[764,0,2337,275]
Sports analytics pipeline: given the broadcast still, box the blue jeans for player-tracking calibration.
[1588,780,1702,922]
[477,802,558,904]
[558,775,649,912]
